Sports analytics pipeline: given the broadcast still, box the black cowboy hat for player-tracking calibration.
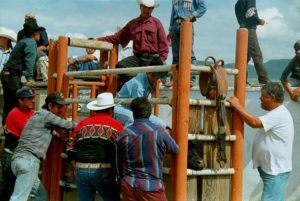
[23,20,45,36]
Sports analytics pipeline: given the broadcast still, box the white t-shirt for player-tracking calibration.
[92,50,100,62]
[252,105,294,175]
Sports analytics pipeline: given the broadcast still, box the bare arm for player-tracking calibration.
[227,96,263,128]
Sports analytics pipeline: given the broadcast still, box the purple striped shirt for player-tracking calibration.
[117,119,178,191]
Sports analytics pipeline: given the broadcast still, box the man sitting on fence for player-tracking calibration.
[96,0,168,88]
[67,38,100,72]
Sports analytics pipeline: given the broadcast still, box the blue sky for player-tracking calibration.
[1,0,299,63]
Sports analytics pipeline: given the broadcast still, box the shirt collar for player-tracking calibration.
[137,16,153,24]
[134,118,150,123]
[141,73,153,91]
[0,47,12,54]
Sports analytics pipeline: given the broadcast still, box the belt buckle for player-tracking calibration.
[175,19,183,24]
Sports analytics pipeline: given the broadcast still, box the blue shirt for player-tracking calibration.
[117,118,179,191]
[169,0,207,30]
[0,47,13,71]
[116,73,152,99]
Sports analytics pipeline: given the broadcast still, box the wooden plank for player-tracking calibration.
[188,105,202,201]
[201,106,232,201]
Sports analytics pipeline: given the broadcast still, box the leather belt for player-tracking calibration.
[174,18,184,25]
[76,162,111,169]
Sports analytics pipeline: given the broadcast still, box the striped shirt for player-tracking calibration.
[13,109,75,160]
[118,118,179,191]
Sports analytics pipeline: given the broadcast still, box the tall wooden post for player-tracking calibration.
[47,40,57,93]
[174,21,192,201]
[230,28,248,201]
[170,65,179,201]
[72,84,78,121]
[56,36,68,92]
[154,80,161,116]
[107,45,118,94]
[43,36,68,201]
[42,40,57,193]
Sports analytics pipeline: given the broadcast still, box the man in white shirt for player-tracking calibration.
[228,82,294,201]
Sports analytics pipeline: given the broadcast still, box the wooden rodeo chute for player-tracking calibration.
[199,56,228,166]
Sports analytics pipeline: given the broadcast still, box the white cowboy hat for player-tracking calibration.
[87,92,116,111]
[136,0,160,8]
[0,27,17,42]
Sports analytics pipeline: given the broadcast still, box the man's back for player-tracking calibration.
[4,38,37,76]
[118,119,178,191]
[235,0,260,29]
[67,113,123,163]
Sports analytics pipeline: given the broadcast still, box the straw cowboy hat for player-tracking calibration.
[136,0,160,8]
[0,27,17,42]
[87,93,116,111]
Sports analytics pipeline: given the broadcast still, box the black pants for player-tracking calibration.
[248,29,269,83]
[0,151,15,201]
[116,54,163,87]
[0,70,22,126]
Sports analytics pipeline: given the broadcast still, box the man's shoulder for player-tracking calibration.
[19,38,36,47]
[76,115,123,132]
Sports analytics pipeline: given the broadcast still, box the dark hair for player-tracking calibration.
[294,40,300,52]
[42,102,60,110]
[261,82,284,103]
[130,97,152,119]
[95,108,112,114]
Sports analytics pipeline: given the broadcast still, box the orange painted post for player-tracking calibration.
[42,40,57,195]
[90,85,97,116]
[107,45,118,95]
[46,75,70,201]
[47,39,57,93]
[174,21,192,201]
[99,50,109,93]
[153,80,161,116]
[100,50,109,69]
[72,84,78,121]
[56,36,68,92]
[170,65,179,201]
[230,28,248,201]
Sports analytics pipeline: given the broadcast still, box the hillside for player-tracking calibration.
[225,59,290,79]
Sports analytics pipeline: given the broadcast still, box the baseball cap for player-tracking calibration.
[16,87,34,99]
[45,92,68,105]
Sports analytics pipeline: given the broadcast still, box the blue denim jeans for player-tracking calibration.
[171,22,196,81]
[258,167,290,201]
[0,151,46,201]
[114,105,166,128]
[10,154,46,201]
[75,167,120,201]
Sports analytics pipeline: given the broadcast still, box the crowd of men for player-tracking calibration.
[0,0,299,200]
